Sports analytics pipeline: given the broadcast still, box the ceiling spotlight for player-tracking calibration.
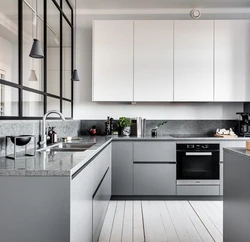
[190,9,201,19]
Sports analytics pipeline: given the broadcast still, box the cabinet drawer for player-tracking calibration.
[177,185,220,196]
[134,141,176,162]
[134,163,176,195]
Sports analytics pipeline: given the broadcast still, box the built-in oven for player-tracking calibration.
[177,143,220,185]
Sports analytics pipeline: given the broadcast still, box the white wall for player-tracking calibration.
[73,28,243,120]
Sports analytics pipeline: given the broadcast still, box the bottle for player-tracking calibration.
[105,122,109,136]
[51,127,58,143]
[47,127,53,144]
[110,118,114,135]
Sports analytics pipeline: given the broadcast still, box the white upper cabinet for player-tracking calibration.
[214,20,250,102]
[134,21,174,102]
[174,20,214,102]
[92,20,134,101]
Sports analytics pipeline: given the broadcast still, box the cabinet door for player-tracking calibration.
[220,163,223,195]
[93,144,112,191]
[93,168,111,242]
[92,20,133,101]
[71,162,93,242]
[134,21,174,101]
[112,142,133,195]
[134,141,176,162]
[134,163,176,195]
[215,20,250,101]
[174,20,214,101]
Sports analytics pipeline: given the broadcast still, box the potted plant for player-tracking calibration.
[117,117,132,136]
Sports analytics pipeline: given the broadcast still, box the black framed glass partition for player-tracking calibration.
[0,0,74,119]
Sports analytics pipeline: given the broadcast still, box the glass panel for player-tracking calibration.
[47,0,60,96]
[0,0,18,84]
[62,18,72,99]
[0,85,18,116]
[63,0,72,23]
[63,101,71,117]
[47,96,60,112]
[23,1,44,91]
[23,91,44,116]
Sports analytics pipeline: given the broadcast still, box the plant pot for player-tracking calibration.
[122,126,131,136]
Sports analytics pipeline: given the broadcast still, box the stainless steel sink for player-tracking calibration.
[38,142,96,152]
[51,142,95,152]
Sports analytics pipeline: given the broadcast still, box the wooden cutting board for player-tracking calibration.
[214,134,238,138]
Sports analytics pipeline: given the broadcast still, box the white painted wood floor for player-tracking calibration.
[99,200,223,242]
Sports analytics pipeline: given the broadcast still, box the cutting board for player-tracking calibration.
[214,134,238,138]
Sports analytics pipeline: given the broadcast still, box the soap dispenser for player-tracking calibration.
[47,127,53,144]
[51,127,58,143]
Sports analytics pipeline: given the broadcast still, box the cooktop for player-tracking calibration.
[170,134,211,138]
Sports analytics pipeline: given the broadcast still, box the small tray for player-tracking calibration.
[214,134,238,138]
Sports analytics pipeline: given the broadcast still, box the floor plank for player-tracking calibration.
[142,201,168,242]
[110,201,125,242]
[133,201,145,242]
[192,201,223,235]
[157,201,180,242]
[122,201,133,242]
[190,201,223,242]
[166,201,202,242]
[99,201,117,242]
[181,201,214,242]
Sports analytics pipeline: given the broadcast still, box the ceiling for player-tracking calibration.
[77,0,250,9]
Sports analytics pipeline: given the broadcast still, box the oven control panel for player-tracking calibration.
[177,143,219,151]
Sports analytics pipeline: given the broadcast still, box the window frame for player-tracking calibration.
[0,0,74,120]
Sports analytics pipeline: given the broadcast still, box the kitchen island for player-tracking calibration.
[223,147,250,242]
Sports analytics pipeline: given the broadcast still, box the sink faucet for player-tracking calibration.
[40,110,66,148]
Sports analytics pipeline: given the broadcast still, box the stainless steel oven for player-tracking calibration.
[177,143,220,185]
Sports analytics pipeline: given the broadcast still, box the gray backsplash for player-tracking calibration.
[0,120,80,157]
[80,119,237,136]
[0,119,237,157]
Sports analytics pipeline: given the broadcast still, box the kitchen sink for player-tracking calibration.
[38,142,96,152]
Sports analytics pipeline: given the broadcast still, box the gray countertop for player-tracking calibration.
[0,135,249,177]
[224,147,250,158]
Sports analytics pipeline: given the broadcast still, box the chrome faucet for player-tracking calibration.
[40,110,66,148]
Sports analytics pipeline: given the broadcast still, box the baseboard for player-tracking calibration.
[111,195,223,201]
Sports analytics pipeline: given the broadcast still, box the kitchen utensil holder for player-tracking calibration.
[5,135,36,160]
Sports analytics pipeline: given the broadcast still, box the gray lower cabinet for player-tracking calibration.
[93,168,111,242]
[134,163,176,195]
[71,162,94,242]
[0,144,112,242]
[112,141,133,195]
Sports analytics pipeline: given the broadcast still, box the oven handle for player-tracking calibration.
[185,152,212,156]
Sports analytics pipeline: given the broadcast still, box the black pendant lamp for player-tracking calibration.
[71,0,80,81]
[29,0,44,59]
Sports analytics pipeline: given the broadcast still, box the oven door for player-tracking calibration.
[177,151,219,180]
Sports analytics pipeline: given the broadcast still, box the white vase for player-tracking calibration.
[122,126,131,136]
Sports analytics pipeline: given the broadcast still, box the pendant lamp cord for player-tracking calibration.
[36,0,38,39]
[74,0,77,69]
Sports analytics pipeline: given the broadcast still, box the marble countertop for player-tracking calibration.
[0,135,249,177]
[0,136,112,177]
